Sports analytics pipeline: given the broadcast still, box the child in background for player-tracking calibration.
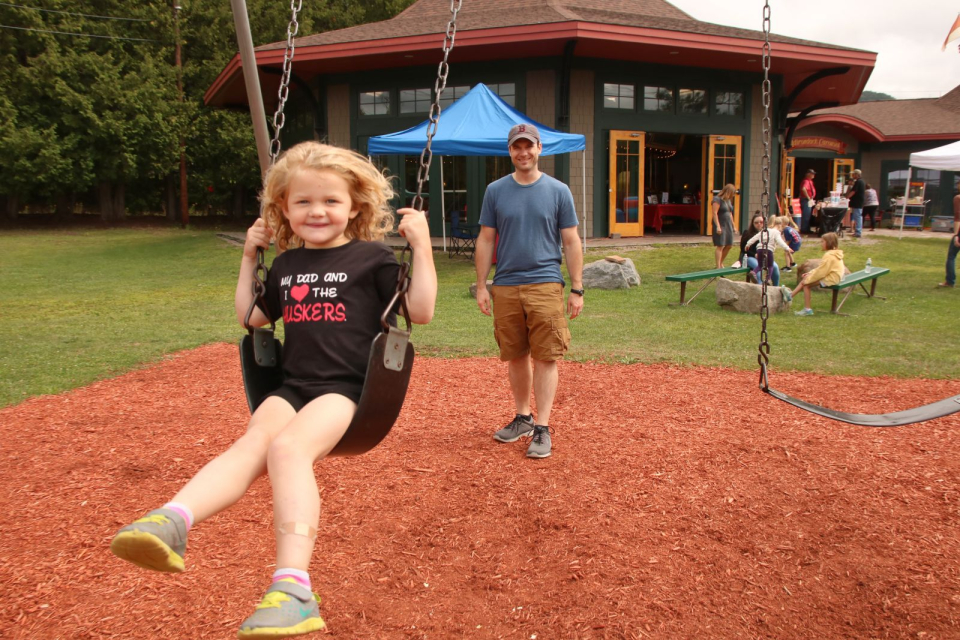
[742,215,794,286]
[110,142,438,638]
[790,231,845,316]
[779,215,802,271]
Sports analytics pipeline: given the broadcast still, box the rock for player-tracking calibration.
[796,259,851,292]
[715,277,792,314]
[469,280,493,298]
[583,257,640,289]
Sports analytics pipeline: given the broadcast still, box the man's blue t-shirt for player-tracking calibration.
[478,173,579,285]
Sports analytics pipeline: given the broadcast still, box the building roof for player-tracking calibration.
[206,0,875,113]
[799,87,960,142]
[276,0,863,53]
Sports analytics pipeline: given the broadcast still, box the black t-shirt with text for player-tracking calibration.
[849,178,865,208]
[258,240,400,403]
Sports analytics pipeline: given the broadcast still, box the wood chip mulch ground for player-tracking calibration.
[1,343,958,639]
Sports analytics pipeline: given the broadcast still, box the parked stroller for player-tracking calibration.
[817,205,846,237]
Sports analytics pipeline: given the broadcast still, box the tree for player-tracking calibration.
[0,0,179,221]
[0,0,417,222]
[860,90,896,102]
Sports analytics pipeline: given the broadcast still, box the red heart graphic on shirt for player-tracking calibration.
[291,284,310,302]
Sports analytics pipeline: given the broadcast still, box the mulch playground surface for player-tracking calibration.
[1,343,958,639]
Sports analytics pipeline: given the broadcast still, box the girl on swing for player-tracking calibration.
[110,141,437,638]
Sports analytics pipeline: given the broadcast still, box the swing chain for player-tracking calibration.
[269,0,303,166]
[411,0,462,212]
[244,0,302,331]
[757,0,772,390]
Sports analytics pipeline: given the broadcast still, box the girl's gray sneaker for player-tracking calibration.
[237,580,325,639]
[110,508,188,573]
[781,286,793,302]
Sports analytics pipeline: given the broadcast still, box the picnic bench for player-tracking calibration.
[665,266,750,306]
[824,266,890,314]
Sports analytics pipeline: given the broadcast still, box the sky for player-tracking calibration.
[670,0,960,99]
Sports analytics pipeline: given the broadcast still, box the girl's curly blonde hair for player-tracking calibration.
[261,142,396,251]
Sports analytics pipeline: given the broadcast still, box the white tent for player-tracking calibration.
[897,140,960,236]
[909,140,960,171]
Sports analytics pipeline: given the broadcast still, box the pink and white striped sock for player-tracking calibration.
[162,502,194,530]
[273,567,311,589]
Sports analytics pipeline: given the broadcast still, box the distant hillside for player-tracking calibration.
[860,91,896,102]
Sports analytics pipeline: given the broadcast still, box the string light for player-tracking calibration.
[648,149,676,159]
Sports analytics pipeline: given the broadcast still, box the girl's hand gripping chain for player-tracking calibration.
[396,208,437,325]
[243,218,274,260]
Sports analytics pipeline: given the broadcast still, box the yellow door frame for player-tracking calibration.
[608,130,645,237]
[833,158,855,193]
[703,135,743,234]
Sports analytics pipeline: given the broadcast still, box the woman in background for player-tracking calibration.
[711,184,736,268]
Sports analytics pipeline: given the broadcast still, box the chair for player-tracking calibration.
[449,212,479,258]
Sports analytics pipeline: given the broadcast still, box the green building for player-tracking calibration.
[207,0,878,238]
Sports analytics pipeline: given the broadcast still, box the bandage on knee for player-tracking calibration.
[277,522,317,540]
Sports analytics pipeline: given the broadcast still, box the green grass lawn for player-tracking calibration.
[1,228,957,407]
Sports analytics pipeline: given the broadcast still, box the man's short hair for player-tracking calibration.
[852,169,862,176]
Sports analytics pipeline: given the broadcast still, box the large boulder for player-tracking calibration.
[582,256,641,290]
[469,280,494,298]
[796,259,851,292]
[716,277,791,314]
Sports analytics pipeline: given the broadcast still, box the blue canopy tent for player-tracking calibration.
[368,83,587,251]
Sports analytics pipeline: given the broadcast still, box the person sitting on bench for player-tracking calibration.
[790,232,845,316]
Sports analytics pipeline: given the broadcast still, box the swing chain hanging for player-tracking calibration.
[757,0,773,390]
[269,0,303,166]
[244,0,302,331]
[410,0,462,213]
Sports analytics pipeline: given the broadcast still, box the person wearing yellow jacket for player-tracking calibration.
[787,232,845,316]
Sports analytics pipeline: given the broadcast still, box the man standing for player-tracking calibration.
[475,123,583,459]
[800,169,817,234]
[846,169,866,237]
[938,183,960,288]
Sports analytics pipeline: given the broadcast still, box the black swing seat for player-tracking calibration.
[764,387,960,427]
[240,328,285,413]
[240,326,414,456]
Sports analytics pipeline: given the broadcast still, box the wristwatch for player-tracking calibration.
[570,288,584,296]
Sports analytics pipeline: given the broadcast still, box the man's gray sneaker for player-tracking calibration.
[493,414,535,443]
[110,508,188,573]
[237,579,325,639]
[526,425,553,458]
